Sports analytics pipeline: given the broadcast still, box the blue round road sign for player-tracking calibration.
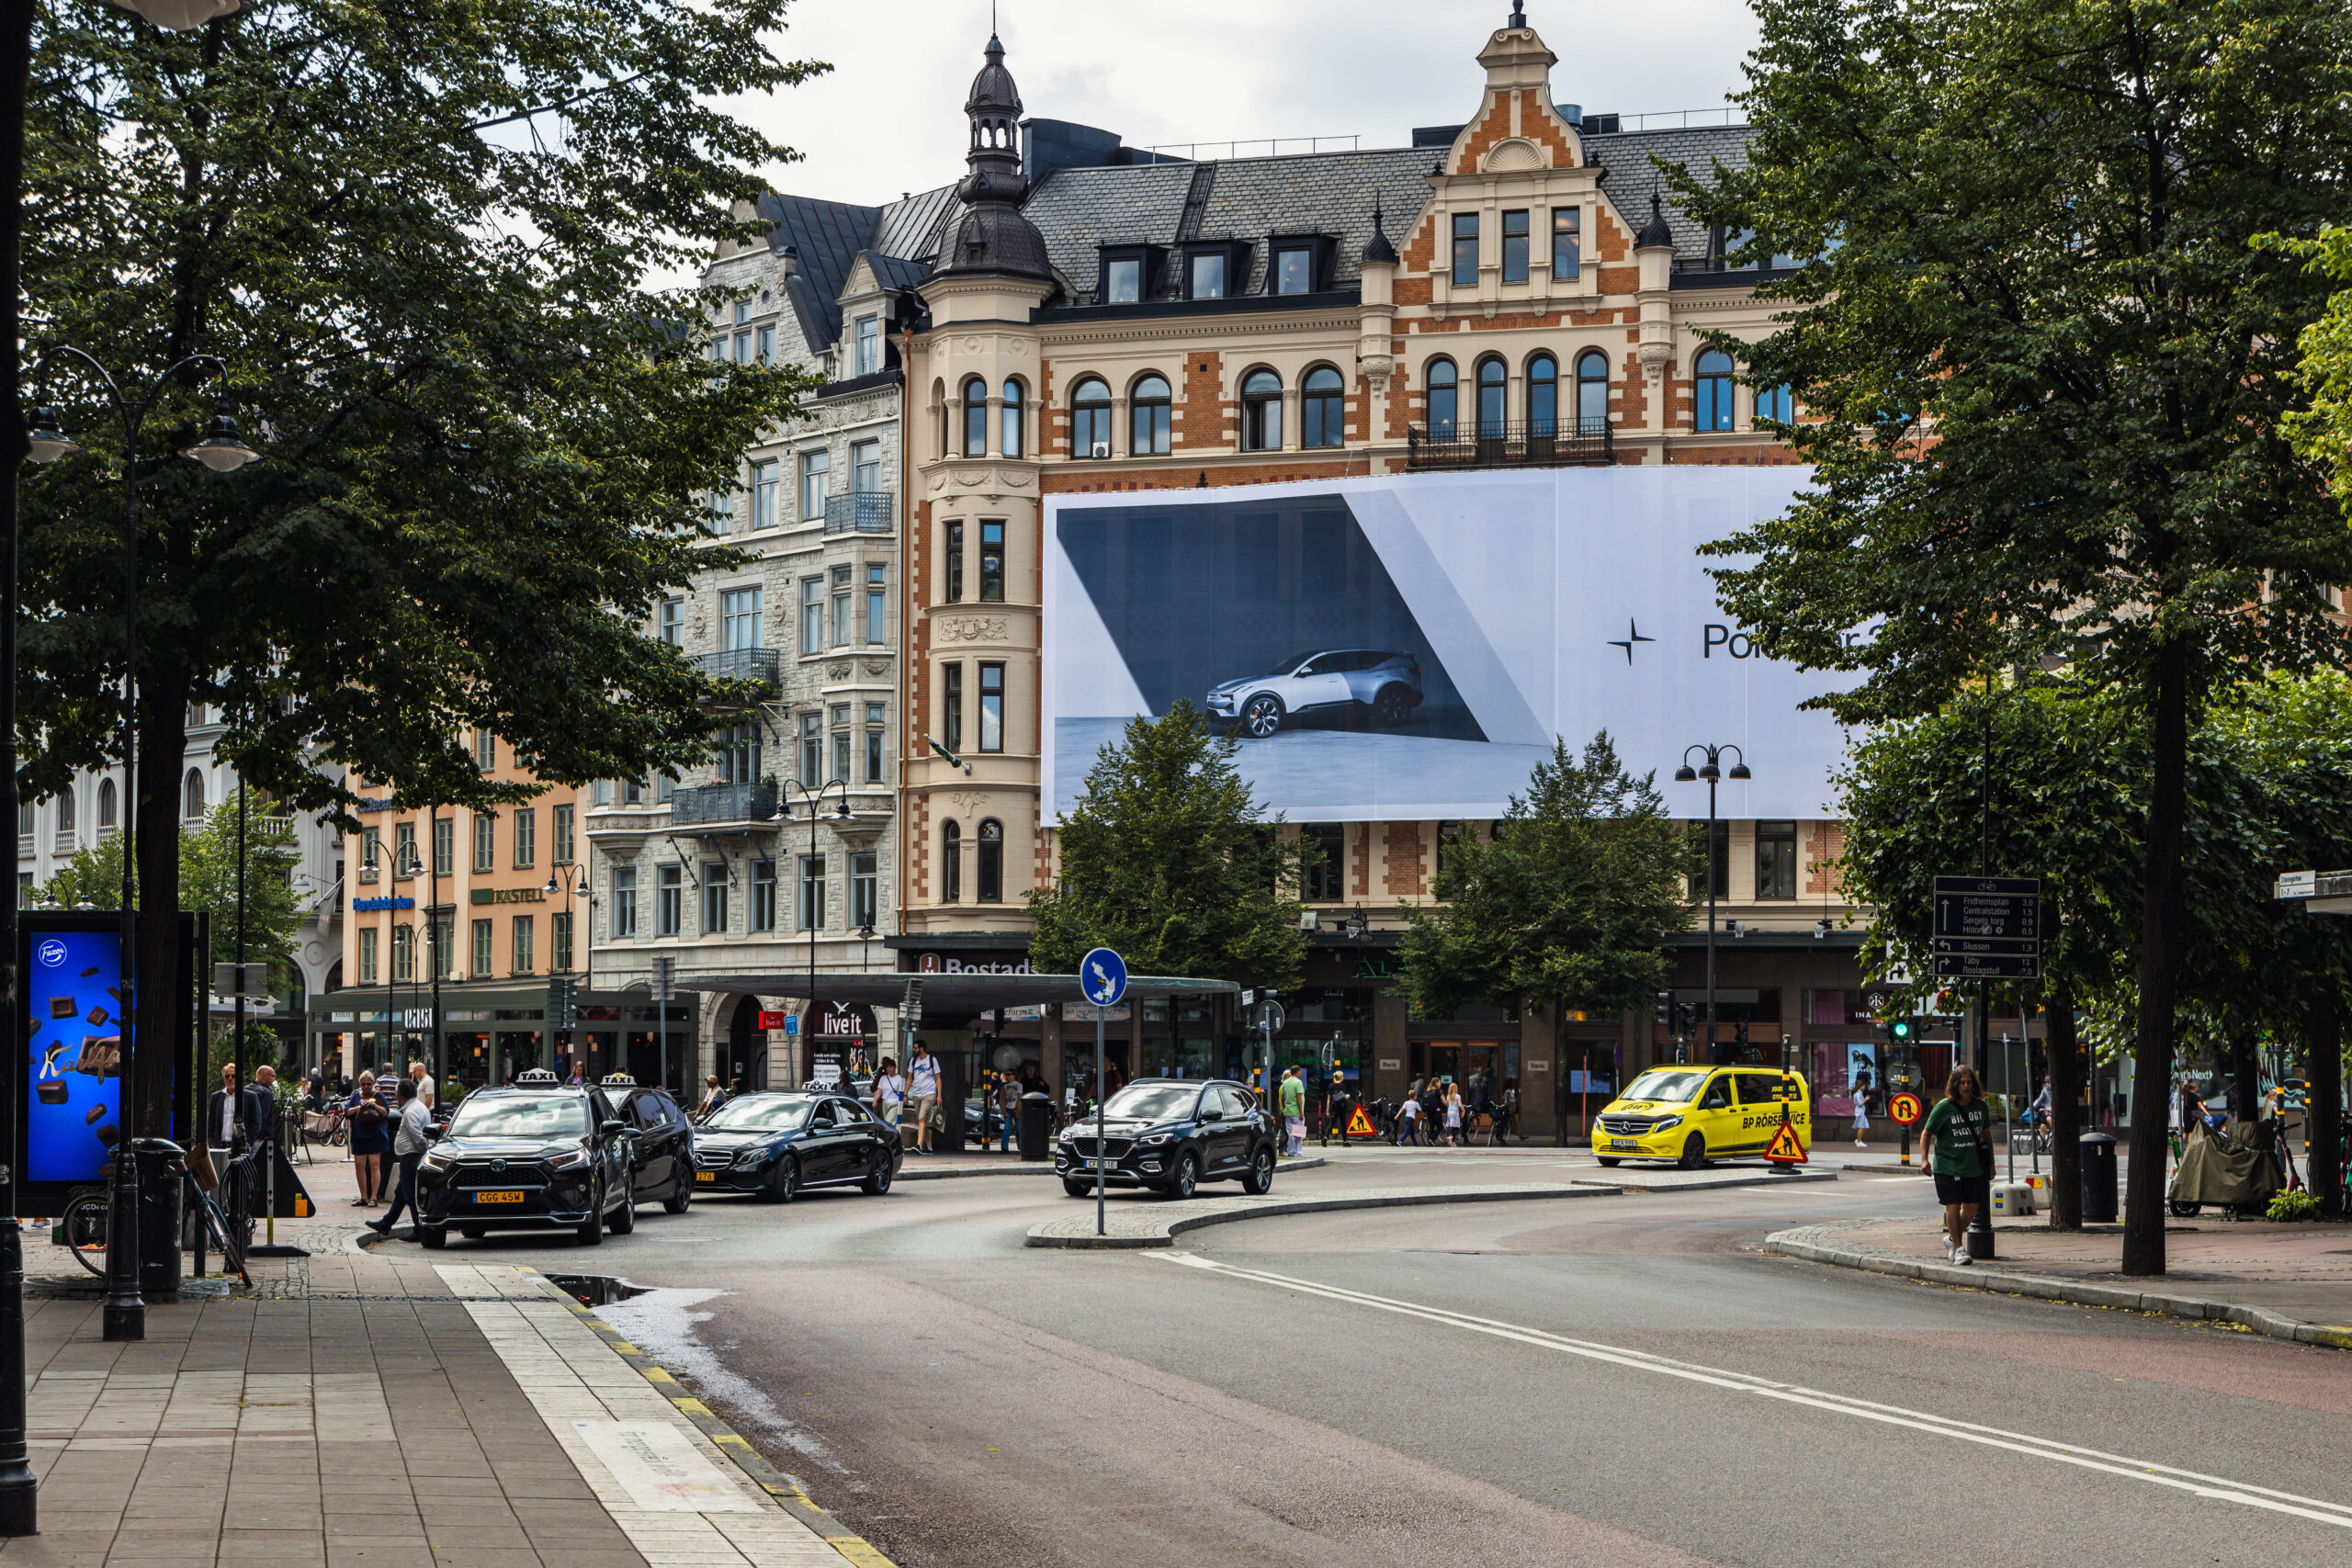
[1079,947,1128,1007]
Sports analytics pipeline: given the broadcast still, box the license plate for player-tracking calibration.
[472,1190,524,1204]
[1080,1158,1101,1169]
[1610,1138,1641,1150]
[695,1171,717,1182]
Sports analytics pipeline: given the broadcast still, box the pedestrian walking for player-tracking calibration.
[873,1057,905,1134]
[994,1073,1020,1154]
[408,1060,435,1112]
[1279,1066,1306,1158]
[1920,1066,1994,1265]
[367,1077,434,1241]
[1443,1083,1464,1147]
[346,1071,390,1206]
[1851,1071,1873,1148]
[696,1074,726,1122]
[906,1043,941,1155]
[1394,1092,1421,1146]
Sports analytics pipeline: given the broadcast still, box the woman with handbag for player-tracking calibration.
[346,1070,391,1207]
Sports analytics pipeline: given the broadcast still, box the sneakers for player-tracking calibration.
[1948,1243,1973,1266]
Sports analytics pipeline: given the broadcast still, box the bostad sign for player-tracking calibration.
[914,954,1035,975]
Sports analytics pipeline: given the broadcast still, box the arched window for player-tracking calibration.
[57,790,74,834]
[1694,349,1736,432]
[1527,354,1558,436]
[1426,359,1458,440]
[97,777,115,829]
[1070,377,1112,457]
[977,819,1003,904]
[1301,367,1344,448]
[1241,369,1282,451]
[941,820,962,903]
[1755,383,1793,424]
[1476,357,1507,437]
[961,376,989,457]
[1001,378,1024,458]
[1130,374,1171,456]
[1575,350,1610,434]
[183,768,206,820]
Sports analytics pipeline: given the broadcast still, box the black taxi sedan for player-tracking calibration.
[1055,1077,1278,1200]
[414,1077,639,1247]
[688,1091,899,1201]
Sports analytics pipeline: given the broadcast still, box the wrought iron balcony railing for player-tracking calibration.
[690,647,781,691]
[823,491,895,534]
[670,782,779,827]
[1405,420,1614,471]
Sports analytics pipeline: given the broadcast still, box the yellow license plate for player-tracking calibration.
[695,1171,717,1182]
[472,1190,524,1204]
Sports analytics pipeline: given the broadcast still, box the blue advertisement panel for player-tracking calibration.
[25,924,124,1185]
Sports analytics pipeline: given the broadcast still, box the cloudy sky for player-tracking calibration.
[733,0,1764,209]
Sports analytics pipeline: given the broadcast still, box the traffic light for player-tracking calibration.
[1891,1017,1912,1041]
[1656,991,1674,1037]
[1735,1020,1749,1054]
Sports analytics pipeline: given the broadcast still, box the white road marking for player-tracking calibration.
[1157,1252,2352,1531]
[575,1419,760,1512]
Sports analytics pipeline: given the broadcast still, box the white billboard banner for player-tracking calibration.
[1043,468,1855,825]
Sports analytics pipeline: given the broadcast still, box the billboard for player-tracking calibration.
[24,920,124,1185]
[1043,468,1856,824]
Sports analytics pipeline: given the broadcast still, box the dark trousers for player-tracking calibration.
[381,1152,422,1230]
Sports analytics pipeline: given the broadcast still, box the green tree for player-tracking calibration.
[2280,225,2352,504]
[1679,0,2352,1273]
[36,786,301,972]
[1027,702,1309,986]
[1396,734,1693,1144]
[20,1,825,1135]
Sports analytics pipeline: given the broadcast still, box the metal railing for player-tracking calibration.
[671,782,778,827]
[823,491,894,534]
[1406,421,1614,471]
[690,647,780,688]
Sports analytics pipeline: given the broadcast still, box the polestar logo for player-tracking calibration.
[1606,618,1656,664]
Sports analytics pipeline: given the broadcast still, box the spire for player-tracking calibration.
[939,30,1054,282]
[1510,3,1527,25]
[1363,199,1397,265]
[1634,187,1675,249]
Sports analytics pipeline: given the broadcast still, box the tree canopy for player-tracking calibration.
[35,787,303,976]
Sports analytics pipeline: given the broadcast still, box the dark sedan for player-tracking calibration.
[688,1091,899,1201]
[606,1075,696,1214]
[1054,1077,1278,1200]
[414,1081,637,1247]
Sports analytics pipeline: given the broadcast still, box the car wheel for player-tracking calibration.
[1596,1157,1622,1168]
[663,1180,692,1215]
[577,1190,605,1246]
[1242,1145,1274,1195]
[609,1192,637,1235]
[1373,684,1413,726]
[764,1155,800,1204]
[417,1226,447,1250]
[1163,1151,1199,1200]
[861,1152,896,1196]
[1241,694,1283,739]
[1677,1133,1708,1170]
[1062,1179,1094,1200]
[460,1226,486,1239]
[2169,1199,2200,1218]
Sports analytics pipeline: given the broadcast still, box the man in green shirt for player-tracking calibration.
[1921,1066,1995,1264]
[1278,1066,1306,1157]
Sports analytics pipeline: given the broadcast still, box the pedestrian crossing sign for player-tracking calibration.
[1346,1103,1376,1138]
[1764,1114,1807,1165]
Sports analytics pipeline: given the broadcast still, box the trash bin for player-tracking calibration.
[131,1138,185,1296]
[1018,1091,1052,1162]
[2079,1131,2119,1224]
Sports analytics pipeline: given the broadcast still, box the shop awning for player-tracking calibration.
[674,971,1237,1011]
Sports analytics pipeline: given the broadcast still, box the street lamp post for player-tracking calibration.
[782,781,854,1085]
[1673,744,1750,1068]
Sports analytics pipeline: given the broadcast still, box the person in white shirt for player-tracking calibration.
[367,1078,435,1240]
[906,1045,940,1155]
[872,1058,905,1133]
[409,1060,435,1110]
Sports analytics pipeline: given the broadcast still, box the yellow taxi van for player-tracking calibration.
[1589,1065,1811,1168]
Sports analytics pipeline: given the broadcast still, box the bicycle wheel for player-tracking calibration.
[195,1192,248,1282]
[59,1191,110,1278]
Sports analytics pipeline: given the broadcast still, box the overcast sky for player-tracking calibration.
[735,0,1765,209]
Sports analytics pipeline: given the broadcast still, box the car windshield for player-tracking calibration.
[1102,1083,1204,1122]
[1621,1069,1712,1105]
[704,1097,812,1132]
[447,1095,589,1138]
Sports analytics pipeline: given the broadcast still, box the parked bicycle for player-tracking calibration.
[58,1140,251,1287]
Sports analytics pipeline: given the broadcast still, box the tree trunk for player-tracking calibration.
[1551,998,1566,1147]
[2229,1037,2259,1130]
[2121,642,2188,1276]
[2045,970,2083,1231]
[2311,991,2343,1218]
[130,671,189,1143]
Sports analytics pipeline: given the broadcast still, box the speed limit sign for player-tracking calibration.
[1889,1091,1924,1126]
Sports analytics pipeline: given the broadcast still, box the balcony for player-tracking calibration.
[823,491,895,535]
[690,647,781,694]
[671,781,778,828]
[1405,421,1614,472]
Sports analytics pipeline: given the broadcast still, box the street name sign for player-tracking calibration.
[1932,875,2041,979]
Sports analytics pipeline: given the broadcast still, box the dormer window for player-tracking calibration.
[1106,256,1141,303]
[1189,251,1227,300]
[854,315,880,377]
[1274,247,1312,295]
[1266,235,1335,297]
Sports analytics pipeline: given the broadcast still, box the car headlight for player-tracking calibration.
[732,1146,767,1168]
[1137,1132,1174,1146]
[547,1148,591,1171]
[422,1148,455,1169]
[1650,1116,1682,1133]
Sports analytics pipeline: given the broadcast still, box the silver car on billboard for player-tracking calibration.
[1204,649,1425,739]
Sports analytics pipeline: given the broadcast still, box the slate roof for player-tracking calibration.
[1581,124,1750,259]
[757,185,964,352]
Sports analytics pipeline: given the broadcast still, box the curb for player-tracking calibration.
[1762,1224,2352,1351]
[521,1267,901,1567]
[1025,1182,1604,1249]
[899,1155,1327,1181]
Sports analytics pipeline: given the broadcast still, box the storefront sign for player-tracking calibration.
[470,886,546,905]
[915,953,1034,974]
[757,1010,788,1031]
[814,1001,875,1039]
[356,796,397,812]
[351,896,414,912]
[1351,955,1407,980]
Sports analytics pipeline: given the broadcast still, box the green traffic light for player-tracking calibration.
[1891,1018,1911,1039]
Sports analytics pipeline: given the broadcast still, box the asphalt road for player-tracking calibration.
[442,1152,2352,1567]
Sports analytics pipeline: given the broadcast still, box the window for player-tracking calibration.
[799,579,821,654]
[1476,357,1507,437]
[511,915,534,975]
[978,662,1004,752]
[551,911,572,973]
[1694,349,1736,432]
[717,722,760,784]
[393,820,417,877]
[1302,823,1345,902]
[977,819,1003,903]
[1131,374,1170,455]
[733,299,751,327]
[1105,255,1141,303]
[703,861,729,933]
[940,821,961,902]
[1451,212,1478,287]
[431,914,453,980]
[1757,820,1798,899]
[623,778,642,806]
[469,918,492,975]
[1188,251,1226,299]
[751,859,776,931]
[799,449,829,520]
[474,728,494,771]
[57,790,73,835]
[711,587,754,657]
[1001,378,1023,458]
[1551,207,1580,280]
[97,777,114,829]
[183,768,205,819]
[362,826,380,870]
[658,599,684,647]
[1071,378,1112,457]
[1576,350,1610,434]
[1756,383,1793,424]
[1426,359,1458,439]
[831,564,854,646]
[1241,369,1282,451]
[359,926,379,984]
[734,332,750,363]
[865,563,887,644]
[1273,246,1312,295]
[943,663,964,752]
[854,314,880,377]
[513,807,536,869]
[656,864,683,936]
[1302,367,1344,448]
[427,815,450,877]
[1501,209,1529,283]
[865,702,887,783]
[799,854,827,931]
[472,813,493,872]
[978,521,1004,602]
[944,521,965,602]
[963,376,989,457]
[1690,820,1730,898]
[831,705,851,782]
[1528,354,1558,436]
[852,438,880,493]
[552,803,573,865]
[799,712,822,784]
[392,923,413,983]
[613,867,638,938]
[1433,820,1465,895]
[707,485,731,533]
[757,324,775,366]
[751,460,779,530]
[852,851,877,930]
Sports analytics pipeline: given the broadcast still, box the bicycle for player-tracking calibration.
[58,1144,251,1287]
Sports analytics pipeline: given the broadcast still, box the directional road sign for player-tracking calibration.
[1933,875,2041,979]
[1932,953,2041,979]
[1080,946,1128,1007]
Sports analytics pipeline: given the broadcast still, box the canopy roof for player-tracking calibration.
[676,971,1237,1011]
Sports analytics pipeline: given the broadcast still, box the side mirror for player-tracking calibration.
[1199,1107,1224,1122]
[602,1120,630,1137]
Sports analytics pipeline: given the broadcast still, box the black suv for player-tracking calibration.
[1054,1077,1278,1200]
[606,1074,696,1215]
[414,1071,638,1247]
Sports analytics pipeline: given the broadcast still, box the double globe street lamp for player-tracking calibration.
[1673,744,1750,1068]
